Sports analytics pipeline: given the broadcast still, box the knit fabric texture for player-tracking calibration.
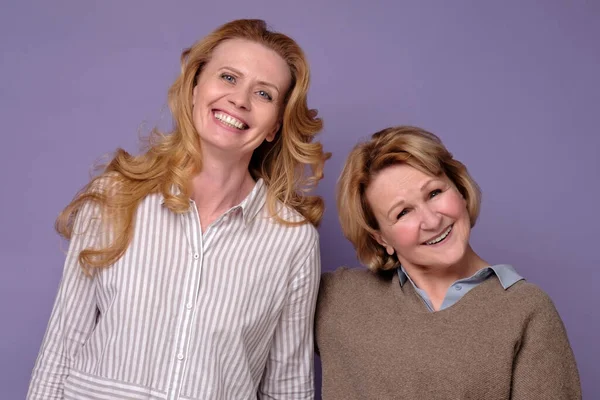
[315,267,581,400]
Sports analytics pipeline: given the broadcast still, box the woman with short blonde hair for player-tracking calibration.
[337,125,481,272]
[316,125,580,399]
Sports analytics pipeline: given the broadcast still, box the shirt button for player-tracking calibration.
[193,253,199,260]
[177,353,184,360]
[223,215,229,222]
[186,303,193,310]
[454,284,463,291]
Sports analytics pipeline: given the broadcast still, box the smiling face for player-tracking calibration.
[191,38,292,164]
[366,163,472,273]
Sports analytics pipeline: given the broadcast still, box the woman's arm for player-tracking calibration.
[258,235,321,400]
[27,203,100,399]
[511,288,581,399]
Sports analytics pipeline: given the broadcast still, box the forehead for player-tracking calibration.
[207,38,291,87]
[366,164,445,204]
[370,164,434,190]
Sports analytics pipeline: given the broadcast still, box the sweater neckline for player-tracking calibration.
[390,272,504,315]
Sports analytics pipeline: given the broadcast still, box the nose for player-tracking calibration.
[228,87,251,110]
[419,205,442,231]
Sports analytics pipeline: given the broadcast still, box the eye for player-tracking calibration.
[429,189,442,199]
[221,73,236,83]
[257,90,273,101]
[396,209,409,219]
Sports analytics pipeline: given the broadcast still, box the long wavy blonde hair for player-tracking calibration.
[337,126,481,272]
[57,19,330,274]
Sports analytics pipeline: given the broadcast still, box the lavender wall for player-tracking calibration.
[2,1,598,398]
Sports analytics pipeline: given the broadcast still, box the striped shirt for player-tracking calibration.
[27,179,321,400]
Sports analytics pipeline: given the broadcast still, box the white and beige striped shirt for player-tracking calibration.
[28,179,320,400]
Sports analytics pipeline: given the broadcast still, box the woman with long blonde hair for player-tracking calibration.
[28,19,329,400]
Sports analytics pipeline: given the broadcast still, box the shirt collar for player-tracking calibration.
[397,266,410,287]
[237,178,266,225]
[159,178,267,227]
[397,264,523,290]
[159,184,187,205]
[488,264,524,289]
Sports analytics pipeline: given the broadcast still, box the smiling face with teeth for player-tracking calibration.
[191,38,291,165]
[366,164,473,274]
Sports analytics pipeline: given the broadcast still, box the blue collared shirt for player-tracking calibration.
[397,264,524,311]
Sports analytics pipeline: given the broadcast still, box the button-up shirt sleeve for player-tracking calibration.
[27,203,100,400]
[258,235,320,400]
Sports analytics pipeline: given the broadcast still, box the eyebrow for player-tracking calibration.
[386,198,405,220]
[384,178,441,219]
[221,66,281,95]
[419,178,439,192]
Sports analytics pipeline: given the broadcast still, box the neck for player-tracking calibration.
[190,150,256,230]
[402,245,488,310]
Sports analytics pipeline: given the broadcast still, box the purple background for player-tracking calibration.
[2,1,598,398]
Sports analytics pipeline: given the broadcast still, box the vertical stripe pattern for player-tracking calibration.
[27,179,320,400]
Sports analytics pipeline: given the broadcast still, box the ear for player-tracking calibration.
[372,231,395,256]
[265,121,281,143]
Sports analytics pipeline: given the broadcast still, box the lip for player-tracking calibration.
[422,224,453,245]
[212,109,250,129]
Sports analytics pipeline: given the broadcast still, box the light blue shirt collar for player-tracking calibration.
[397,264,524,311]
[397,264,523,290]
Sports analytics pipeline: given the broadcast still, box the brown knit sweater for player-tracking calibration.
[315,267,581,400]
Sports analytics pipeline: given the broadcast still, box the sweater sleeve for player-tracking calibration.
[511,288,581,399]
[314,268,347,356]
[314,272,329,356]
[27,202,101,399]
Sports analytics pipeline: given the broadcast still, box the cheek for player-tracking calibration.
[257,106,281,131]
[192,87,204,113]
[195,80,220,103]
[387,223,420,251]
[193,85,216,118]
[443,191,468,219]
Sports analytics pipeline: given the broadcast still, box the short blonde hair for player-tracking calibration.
[337,126,481,272]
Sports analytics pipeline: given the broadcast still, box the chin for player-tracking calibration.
[423,246,468,270]
[446,248,470,268]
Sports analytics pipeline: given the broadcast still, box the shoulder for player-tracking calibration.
[507,281,555,307]
[316,267,390,343]
[503,281,575,362]
[503,280,562,318]
[70,173,124,225]
[321,266,379,288]
[319,267,388,306]
[138,191,167,209]
[87,171,123,194]
[268,202,319,244]
[275,200,313,224]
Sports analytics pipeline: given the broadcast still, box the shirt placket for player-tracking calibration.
[167,205,205,400]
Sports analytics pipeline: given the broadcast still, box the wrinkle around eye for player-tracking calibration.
[221,73,236,83]
[256,90,272,101]
[429,189,442,199]
[396,209,409,220]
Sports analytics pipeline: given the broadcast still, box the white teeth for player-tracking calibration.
[214,112,247,130]
[425,225,453,245]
